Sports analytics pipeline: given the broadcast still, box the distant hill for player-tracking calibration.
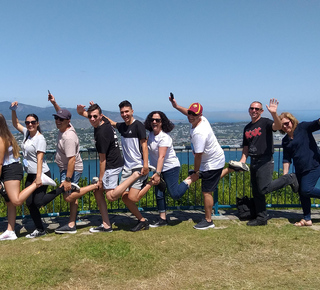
[0,101,143,131]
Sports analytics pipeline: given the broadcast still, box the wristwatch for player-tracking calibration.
[156,171,161,176]
[65,177,72,182]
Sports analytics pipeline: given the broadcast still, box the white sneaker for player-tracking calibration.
[228,161,250,172]
[92,177,99,184]
[41,173,56,186]
[71,183,80,191]
[148,165,156,172]
[0,230,17,241]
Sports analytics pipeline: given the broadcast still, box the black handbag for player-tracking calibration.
[236,196,256,220]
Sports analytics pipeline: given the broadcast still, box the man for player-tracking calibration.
[239,99,297,226]
[76,103,145,232]
[170,96,225,230]
[48,94,83,234]
[106,100,151,232]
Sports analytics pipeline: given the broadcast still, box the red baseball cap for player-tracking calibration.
[188,103,203,115]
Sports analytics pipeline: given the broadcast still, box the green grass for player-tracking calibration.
[1,218,320,289]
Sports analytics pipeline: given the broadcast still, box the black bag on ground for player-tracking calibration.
[236,196,256,220]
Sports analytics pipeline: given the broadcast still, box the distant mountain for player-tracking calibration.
[0,101,143,131]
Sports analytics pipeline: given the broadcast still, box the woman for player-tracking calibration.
[10,102,59,238]
[0,113,24,240]
[137,111,193,227]
[280,112,320,226]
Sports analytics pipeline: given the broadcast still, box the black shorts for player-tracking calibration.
[1,162,23,182]
[201,168,223,193]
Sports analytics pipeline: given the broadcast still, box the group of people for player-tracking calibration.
[0,92,319,240]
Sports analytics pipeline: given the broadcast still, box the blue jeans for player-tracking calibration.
[60,170,82,184]
[155,166,189,212]
[297,165,320,221]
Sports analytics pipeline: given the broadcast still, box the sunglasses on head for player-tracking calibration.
[88,114,98,119]
[25,120,37,125]
[54,116,66,121]
[187,111,198,116]
[282,121,291,127]
[151,118,161,123]
[249,107,262,111]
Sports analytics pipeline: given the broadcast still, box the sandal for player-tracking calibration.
[294,219,312,227]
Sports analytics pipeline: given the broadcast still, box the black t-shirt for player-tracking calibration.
[242,117,274,157]
[94,117,123,169]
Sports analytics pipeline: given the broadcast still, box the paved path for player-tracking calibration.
[2,208,320,236]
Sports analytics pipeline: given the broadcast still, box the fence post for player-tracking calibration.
[213,188,220,216]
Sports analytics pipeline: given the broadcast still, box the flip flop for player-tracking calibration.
[294,219,312,227]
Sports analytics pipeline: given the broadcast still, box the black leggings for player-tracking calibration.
[25,171,63,230]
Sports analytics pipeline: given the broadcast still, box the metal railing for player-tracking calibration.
[1,145,317,220]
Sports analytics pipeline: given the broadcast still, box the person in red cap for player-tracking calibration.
[169,95,225,230]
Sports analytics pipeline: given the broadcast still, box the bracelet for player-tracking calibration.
[156,171,161,176]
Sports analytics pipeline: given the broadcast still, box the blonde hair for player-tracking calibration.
[0,114,20,158]
[279,112,299,134]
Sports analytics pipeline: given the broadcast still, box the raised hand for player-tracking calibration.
[266,98,279,114]
[77,104,86,116]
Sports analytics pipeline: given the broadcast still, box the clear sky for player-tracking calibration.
[1,0,319,119]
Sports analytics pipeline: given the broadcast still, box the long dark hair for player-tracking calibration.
[144,111,175,133]
[24,114,41,143]
[0,114,20,158]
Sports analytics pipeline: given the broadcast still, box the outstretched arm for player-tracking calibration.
[48,93,61,112]
[10,101,24,133]
[266,98,282,131]
[168,93,189,116]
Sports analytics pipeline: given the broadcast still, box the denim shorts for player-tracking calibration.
[60,170,82,184]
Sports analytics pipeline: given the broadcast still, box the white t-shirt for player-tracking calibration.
[21,128,50,174]
[148,131,180,172]
[190,116,225,171]
[2,146,20,166]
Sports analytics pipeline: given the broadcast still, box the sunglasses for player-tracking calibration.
[187,111,198,116]
[25,120,37,125]
[249,107,262,111]
[151,118,161,123]
[54,116,66,121]
[282,121,291,127]
[88,114,98,119]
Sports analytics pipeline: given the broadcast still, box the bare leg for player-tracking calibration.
[220,167,234,179]
[159,212,166,220]
[94,189,111,228]
[5,180,34,207]
[122,189,144,221]
[67,199,78,228]
[64,183,99,202]
[203,192,213,222]
[6,201,16,232]
[106,171,141,202]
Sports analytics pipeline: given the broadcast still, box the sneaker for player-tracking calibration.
[0,181,10,202]
[41,173,56,186]
[228,161,250,172]
[246,218,267,226]
[193,219,215,230]
[130,219,149,232]
[148,165,156,172]
[92,177,99,184]
[89,224,113,233]
[71,183,80,191]
[188,170,203,179]
[55,224,77,234]
[0,230,18,241]
[157,177,167,192]
[25,229,46,239]
[289,173,299,193]
[150,218,168,228]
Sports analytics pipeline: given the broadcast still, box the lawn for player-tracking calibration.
[1,216,320,289]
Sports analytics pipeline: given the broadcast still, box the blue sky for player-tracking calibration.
[1,0,319,120]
